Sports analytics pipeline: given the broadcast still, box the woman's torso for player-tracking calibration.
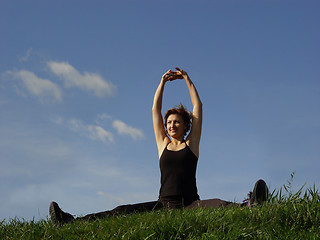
[159,142,199,206]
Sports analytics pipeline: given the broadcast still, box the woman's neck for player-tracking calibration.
[170,137,185,146]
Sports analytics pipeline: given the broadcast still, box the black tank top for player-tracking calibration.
[159,143,200,204]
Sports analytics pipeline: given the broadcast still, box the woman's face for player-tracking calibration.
[166,114,186,138]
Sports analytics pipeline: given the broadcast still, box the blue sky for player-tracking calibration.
[1,0,319,221]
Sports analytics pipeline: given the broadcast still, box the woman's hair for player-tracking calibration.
[164,104,192,136]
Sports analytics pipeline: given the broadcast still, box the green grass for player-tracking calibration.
[1,185,320,239]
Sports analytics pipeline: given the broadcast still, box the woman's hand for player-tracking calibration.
[161,67,188,82]
[174,67,188,79]
[161,69,176,83]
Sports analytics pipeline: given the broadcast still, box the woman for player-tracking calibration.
[49,68,268,224]
[153,67,203,208]
[152,67,247,209]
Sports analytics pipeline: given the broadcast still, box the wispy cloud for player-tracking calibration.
[19,48,33,62]
[68,119,114,144]
[47,61,116,97]
[9,70,62,102]
[112,120,144,140]
[54,116,145,143]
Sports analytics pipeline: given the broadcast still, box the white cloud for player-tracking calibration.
[95,113,113,125]
[112,120,144,140]
[87,125,114,143]
[54,115,144,143]
[19,48,33,62]
[68,119,114,143]
[9,70,62,102]
[97,113,112,121]
[47,61,116,97]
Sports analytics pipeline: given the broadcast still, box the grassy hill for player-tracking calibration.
[1,187,319,240]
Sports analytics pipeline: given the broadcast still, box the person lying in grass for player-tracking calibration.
[50,67,269,224]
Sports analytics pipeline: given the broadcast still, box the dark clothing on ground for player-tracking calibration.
[79,198,233,221]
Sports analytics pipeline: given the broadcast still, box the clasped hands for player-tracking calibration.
[163,67,187,82]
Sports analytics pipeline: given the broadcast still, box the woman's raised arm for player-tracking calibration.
[175,67,202,156]
[152,70,173,157]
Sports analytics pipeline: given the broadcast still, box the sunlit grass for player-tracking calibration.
[1,176,320,239]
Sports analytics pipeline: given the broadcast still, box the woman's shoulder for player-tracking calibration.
[185,139,199,158]
[157,137,171,159]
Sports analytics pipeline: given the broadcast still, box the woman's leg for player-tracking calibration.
[186,198,237,210]
[78,200,163,221]
[186,179,269,210]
